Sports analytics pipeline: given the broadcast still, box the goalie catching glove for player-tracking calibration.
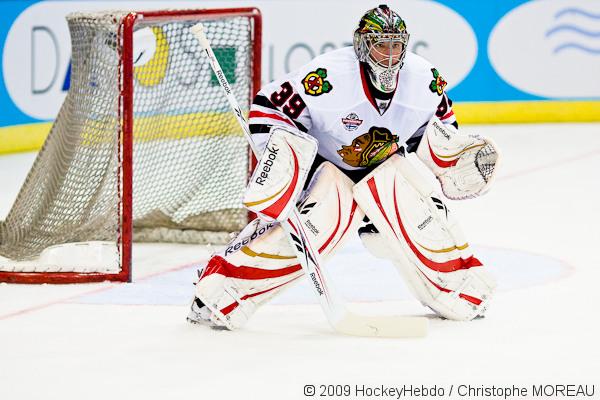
[243,126,318,222]
[416,116,501,200]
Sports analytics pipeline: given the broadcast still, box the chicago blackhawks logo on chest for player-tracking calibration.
[337,126,399,167]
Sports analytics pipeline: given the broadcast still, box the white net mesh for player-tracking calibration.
[0,10,255,273]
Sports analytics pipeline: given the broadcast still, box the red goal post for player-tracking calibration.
[0,8,262,284]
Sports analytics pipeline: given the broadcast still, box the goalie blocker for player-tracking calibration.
[243,127,318,222]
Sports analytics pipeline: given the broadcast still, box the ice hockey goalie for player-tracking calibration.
[188,4,500,330]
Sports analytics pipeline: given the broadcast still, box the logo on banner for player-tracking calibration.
[341,113,363,131]
[489,1,600,97]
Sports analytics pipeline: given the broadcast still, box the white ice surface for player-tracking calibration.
[1,123,599,399]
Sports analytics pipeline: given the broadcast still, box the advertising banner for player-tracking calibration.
[1,0,599,153]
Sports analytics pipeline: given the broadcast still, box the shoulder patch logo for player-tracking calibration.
[429,68,447,96]
[341,113,363,131]
[302,68,332,96]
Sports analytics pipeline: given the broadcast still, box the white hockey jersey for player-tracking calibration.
[249,46,457,172]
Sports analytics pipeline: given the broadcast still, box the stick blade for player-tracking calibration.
[333,314,428,338]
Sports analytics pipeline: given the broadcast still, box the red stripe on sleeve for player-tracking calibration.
[249,110,295,127]
[440,110,455,120]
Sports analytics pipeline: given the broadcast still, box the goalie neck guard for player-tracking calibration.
[353,4,410,93]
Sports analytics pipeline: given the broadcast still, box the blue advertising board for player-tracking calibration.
[1,0,599,153]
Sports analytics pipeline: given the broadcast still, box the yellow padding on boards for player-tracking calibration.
[1,101,598,154]
[0,122,52,154]
[0,113,243,154]
[133,112,242,141]
[454,100,600,124]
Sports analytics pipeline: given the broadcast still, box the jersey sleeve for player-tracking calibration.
[435,92,458,128]
[249,73,313,154]
[406,73,459,153]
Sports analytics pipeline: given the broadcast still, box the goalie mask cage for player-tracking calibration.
[0,8,262,284]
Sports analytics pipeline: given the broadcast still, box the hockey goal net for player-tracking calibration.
[0,8,262,283]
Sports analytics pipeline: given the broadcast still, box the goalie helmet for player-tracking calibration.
[353,4,409,93]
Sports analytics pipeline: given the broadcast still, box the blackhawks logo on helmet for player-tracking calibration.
[356,6,406,34]
[302,68,332,96]
[429,68,447,96]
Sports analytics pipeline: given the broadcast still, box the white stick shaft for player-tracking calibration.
[190,23,342,316]
[191,23,427,338]
[190,24,259,156]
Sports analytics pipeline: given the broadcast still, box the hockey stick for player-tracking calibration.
[191,23,427,338]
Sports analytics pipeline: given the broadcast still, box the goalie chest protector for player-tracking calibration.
[263,46,448,172]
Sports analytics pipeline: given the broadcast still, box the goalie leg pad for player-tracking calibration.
[353,154,496,321]
[192,162,364,329]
